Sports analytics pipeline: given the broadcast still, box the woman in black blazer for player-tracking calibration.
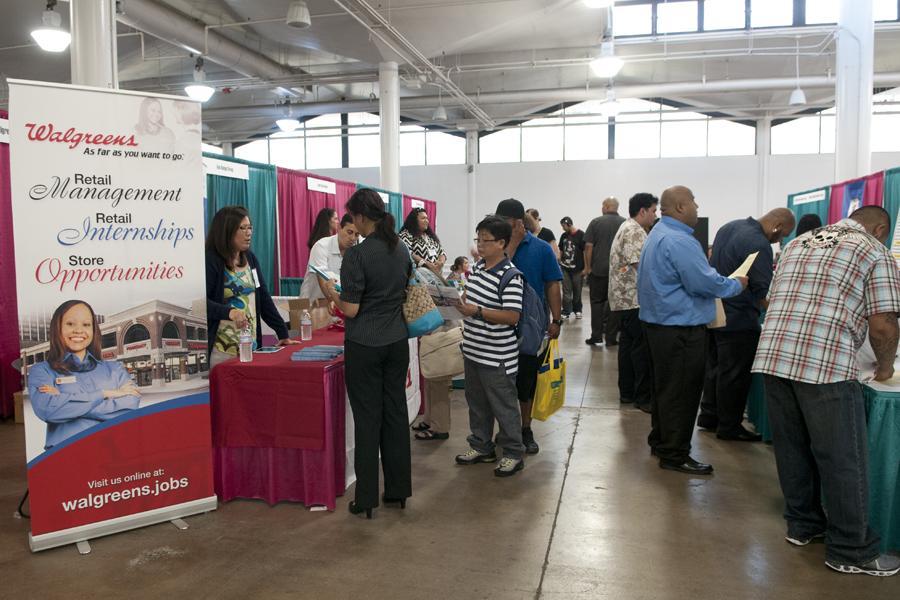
[205,206,297,368]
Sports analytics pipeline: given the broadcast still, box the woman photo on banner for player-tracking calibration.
[134,97,175,152]
[28,300,140,450]
[206,206,299,369]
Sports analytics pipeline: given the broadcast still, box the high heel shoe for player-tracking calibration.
[381,495,407,509]
[348,501,372,519]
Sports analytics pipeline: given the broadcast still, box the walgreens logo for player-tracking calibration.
[24,122,139,150]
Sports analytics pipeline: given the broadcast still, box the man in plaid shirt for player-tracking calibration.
[752,205,900,577]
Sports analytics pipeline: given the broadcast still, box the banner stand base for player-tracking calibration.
[29,496,218,553]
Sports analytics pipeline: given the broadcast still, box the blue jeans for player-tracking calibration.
[763,375,880,565]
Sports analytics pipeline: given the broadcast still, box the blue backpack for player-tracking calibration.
[498,266,549,356]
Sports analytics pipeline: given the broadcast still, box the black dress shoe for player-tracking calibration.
[585,337,602,346]
[717,429,763,442]
[659,457,714,475]
[696,415,718,431]
[382,495,407,509]
[349,501,373,519]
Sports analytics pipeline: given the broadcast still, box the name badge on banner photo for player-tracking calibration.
[7,79,216,553]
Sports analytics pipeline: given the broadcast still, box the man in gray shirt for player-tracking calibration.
[583,197,625,346]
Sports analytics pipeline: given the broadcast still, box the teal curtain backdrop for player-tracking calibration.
[785,186,830,244]
[356,183,403,232]
[883,168,900,248]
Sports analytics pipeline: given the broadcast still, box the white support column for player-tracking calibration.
[465,129,478,239]
[379,62,400,192]
[835,0,874,181]
[756,117,771,213]
[69,0,118,88]
[221,142,234,157]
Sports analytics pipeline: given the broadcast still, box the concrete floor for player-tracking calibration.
[1,316,897,599]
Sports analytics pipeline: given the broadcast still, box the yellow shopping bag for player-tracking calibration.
[531,339,566,421]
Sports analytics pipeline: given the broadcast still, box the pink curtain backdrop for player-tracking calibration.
[403,195,438,235]
[276,169,356,278]
[0,109,20,418]
[827,171,885,224]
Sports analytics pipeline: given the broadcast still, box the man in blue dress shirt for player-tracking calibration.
[637,186,747,475]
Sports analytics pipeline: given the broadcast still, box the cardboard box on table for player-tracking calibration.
[288,298,332,331]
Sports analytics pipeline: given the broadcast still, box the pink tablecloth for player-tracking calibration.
[210,333,347,510]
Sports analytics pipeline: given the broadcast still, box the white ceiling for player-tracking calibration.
[2,0,900,142]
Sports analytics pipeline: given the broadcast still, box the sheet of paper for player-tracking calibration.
[730,252,759,278]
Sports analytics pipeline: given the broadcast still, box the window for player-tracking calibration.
[162,321,180,339]
[479,128,521,163]
[305,114,342,169]
[613,3,653,36]
[564,114,609,161]
[660,111,707,157]
[616,122,662,159]
[872,113,900,152]
[707,120,755,156]
[771,117,820,154]
[522,117,564,162]
[201,143,224,155]
[704,0,746,30]
[751,0,793,28]
[805,0,838,24]
[875,0,899,21]
[819,114,836,153]
[234,139,268,163]
[124,324,151,344]
[348,112,381,168]
[426,130,466,165]
[400,125,426,166]
[101,332,117,349]
[269,132,305,170]
[657,1,698,34]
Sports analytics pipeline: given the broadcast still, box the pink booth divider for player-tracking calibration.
[0,109,20,418]
[277,168,356,278]
[403,195,438,233]
[827,171,885,224]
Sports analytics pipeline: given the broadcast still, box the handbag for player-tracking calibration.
[403,262,444,338]
[419,327,464,379]
[531,339,566,421]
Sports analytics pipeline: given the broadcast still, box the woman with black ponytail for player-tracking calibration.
[317,188,413,519]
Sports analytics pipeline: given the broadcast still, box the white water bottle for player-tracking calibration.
[239,326,253,363]
[300,309,313,341]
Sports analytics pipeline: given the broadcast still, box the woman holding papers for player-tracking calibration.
[205,206,298,369]
[299,214,359,301]
[317,189,413,519]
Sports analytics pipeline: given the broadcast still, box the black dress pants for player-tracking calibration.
[617,309,652,406]
[588,274,620,343]
[644,323,707,463]
[345,338,411,508]
[699,330,761,435]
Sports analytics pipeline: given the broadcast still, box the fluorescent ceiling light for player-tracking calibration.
[185,58,215,102]
[31,8,70,53]
[590,41,624,79]
[583,0,615,7]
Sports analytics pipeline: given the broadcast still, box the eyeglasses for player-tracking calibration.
[239,225,253,232]
[474,238,499,244]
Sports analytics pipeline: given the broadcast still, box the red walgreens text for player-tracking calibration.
[24,123,139,150]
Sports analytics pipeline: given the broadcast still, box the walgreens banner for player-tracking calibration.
[8,80,215,552]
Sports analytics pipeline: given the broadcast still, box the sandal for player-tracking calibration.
[411,421,431,432]
[415,430,449,441]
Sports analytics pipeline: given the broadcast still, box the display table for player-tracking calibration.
[747,377,899,552]
[210,330,348,510]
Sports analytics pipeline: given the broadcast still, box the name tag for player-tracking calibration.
[251,268,261,289]
[55,375,77,385]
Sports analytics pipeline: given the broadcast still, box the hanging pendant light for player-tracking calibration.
[184,57,215,103]
[432,88,448,122]
[31,1,71,53]
[590,40,624,79]
[789,37,807,106]
[276,99,301,132]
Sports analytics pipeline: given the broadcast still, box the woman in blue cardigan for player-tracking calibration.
[206,206,298,368]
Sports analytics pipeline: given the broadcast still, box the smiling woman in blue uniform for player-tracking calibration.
[27,300,141,450]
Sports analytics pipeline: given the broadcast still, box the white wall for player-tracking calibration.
[318,152,900,262]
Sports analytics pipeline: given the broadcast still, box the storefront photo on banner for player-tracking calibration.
[8,80,216,552]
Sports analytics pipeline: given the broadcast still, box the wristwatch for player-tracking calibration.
[552,319,563,326]
[475,306,484,320]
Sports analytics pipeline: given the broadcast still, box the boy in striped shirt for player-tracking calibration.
[456,216,526,477]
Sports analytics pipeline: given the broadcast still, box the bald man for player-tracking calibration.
[753,206,900,576]
[583,196,625,345]
[637,186,747,475]
[699,208,796,441]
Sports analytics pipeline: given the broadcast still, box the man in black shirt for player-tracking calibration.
[526,208,559,259]
[583,197,625,345]
[700,208,795,441]
[558,216,585,319]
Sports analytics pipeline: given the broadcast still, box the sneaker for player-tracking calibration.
[785,532,825,546]
[494,457,524,477]
[575,312,583,319]
[455,448,498,465]
[585,337,603,346]
[825,554,900,577]
[561,313,570,320]
[522,427,540,455]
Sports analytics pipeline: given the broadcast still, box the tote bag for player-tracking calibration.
[531,339,566,421]
[403,266,444,338]
[419,326,464,379]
